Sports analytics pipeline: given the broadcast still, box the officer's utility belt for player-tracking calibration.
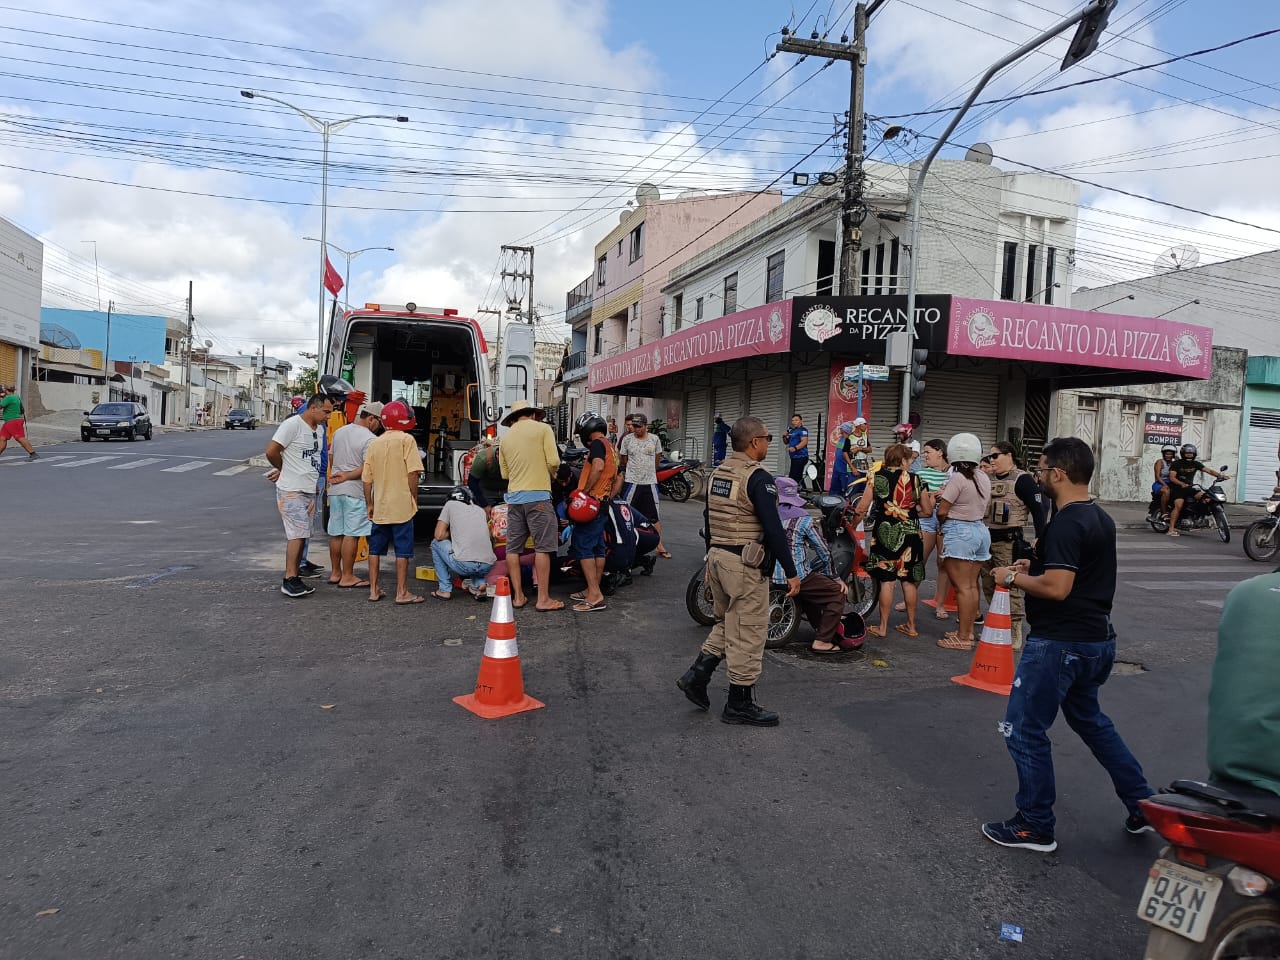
[710,543,747,555]
[988,528,1025,544]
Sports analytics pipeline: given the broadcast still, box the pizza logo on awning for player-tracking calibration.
[800,305,840,344]
[965,308,998,349]
[768,308,785,344]
[1174,331,1204,369]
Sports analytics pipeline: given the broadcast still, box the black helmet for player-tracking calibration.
[575,411,606,443]
[447,486,472,505]
[1180,443,1198,459]
[317,374,354,400]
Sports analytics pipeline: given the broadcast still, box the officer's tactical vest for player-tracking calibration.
[707,452,765,547]
[988,468,1030,530]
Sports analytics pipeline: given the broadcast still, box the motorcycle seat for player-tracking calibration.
[813,494,846,512]
[1170,778,1280,821]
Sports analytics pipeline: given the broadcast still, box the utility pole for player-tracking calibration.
[500,245,535,324]
[104,300,114,400]
[183,281,194,426]
[777,2,877,294]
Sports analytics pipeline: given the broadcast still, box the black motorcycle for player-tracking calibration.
[1148,465,1232,543]
[1243,498,1280,563]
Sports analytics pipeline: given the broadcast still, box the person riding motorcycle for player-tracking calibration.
[1151,445,1177,518]
[1166,443,1230,538]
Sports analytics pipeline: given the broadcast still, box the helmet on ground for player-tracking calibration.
[380,400,416,432]
[947,432,983,465]
[840,610,866,644]
[290,396,305,412]
[575,411,607,444]
[317,374,355,400]
[566,489,601,524]
[893,423,914,438]
[1180,443,1198,459]
[447,486,472,506]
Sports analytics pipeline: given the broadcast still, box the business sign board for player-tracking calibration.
[791,295,952,354]
[1143,413,1184,446]
[0,218,43,349]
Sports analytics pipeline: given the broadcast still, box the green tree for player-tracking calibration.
[295,366,317,397]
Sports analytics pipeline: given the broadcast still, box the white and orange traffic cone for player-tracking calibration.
[951,585,1016,696]
[453,577,545,719]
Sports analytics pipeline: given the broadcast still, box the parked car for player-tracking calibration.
[224,408,257,430]
[82,402,152,441]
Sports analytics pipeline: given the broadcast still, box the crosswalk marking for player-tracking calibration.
[53,456,121,468]
[1198,599,1225,609]
[1,454,74,465]
[1121,556,1253,564]
[1128,581,1244,590]
[211,464,251,476]
[161,460,213,473]
[108,458,165,470]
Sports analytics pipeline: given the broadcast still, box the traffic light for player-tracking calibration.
[910,348,928,399]
[1061,0,1116,72]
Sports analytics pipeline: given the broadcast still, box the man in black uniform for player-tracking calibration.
[1166,442,1230,537]
[677,417,801,726]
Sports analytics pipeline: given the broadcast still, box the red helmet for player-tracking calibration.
[893,422,914,438]
[381,400,416,432]
[566,489,601,524]
[290,395,305,412]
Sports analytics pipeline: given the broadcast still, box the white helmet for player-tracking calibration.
[948,432,983,465]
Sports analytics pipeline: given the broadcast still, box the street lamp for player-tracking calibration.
[1090,294,1135,311]
[1156,298,1200,318]
[897,0,1117,421]
[1026,282,1061,304]
[302,238,395,310]
[239,90,407,373]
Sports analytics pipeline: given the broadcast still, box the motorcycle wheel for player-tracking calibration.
[1147,509,1170,534]
[848,571,876,618]
[666,474,692,503]
[1243,518,1280,563]
[1213,506,1231,544]
[685,568,718,627]
[765,585,800,648]
[1194,902,1280,960]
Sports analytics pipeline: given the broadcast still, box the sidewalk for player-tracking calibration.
[21,411,236,448]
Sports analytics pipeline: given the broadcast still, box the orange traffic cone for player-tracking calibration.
[924,584,959,612]
[453,577,546,719]
[951,585,1016,696]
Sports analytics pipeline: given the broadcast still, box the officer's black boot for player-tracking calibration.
[721,683,780,726]
[676,652,722,711]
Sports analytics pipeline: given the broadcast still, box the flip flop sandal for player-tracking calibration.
[866,626,887,638]
[894,624,919,638]
[934,610,951,620]
[573,599,607,612]
[395,596,426,605]
[809,643,842,654]
[430,591,452,601]
[535,600,566,612]
[570,591,588,602]
[937,631,975,651]
[368,593,385,603]
[893,601,906,612]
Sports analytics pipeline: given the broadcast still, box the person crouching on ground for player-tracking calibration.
[568,412,617,613]
[362,400,425,604]
[773,476,860,653]
[325,401,383,588]
[430,486,497,601]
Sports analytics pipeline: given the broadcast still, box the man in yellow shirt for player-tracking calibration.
[498,400,562,611]
[362,400,425,604]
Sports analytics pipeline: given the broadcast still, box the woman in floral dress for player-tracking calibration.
[851,443,934,638]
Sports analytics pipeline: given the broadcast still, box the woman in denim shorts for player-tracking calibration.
[935,433,991,651]
[911,439,952,620]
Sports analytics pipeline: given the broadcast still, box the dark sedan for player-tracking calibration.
[82,402,152,441]
[224,408,257,430]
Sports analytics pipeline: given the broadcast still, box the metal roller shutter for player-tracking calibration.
[867,371,903,456]
[792,365,829,474]
[0,343,17,390]
[1245,409,1280,502]
[749,375,786,473]
[681,389,709,462]
[713,383,744,424]
[918,370,1001,452]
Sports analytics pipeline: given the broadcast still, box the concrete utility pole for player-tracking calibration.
[183,281,194,426]
[776,1,879,294]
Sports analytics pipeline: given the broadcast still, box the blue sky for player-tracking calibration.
[0,0,1276,367]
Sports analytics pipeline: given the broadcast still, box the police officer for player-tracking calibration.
[980,441,1048,649]
[677,416,801,726]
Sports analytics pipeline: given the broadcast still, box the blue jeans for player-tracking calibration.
[829,469,850,496]
[430,538,492,594]
[1003,637,1152,834]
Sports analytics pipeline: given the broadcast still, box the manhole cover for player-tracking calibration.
[442,638,464,647]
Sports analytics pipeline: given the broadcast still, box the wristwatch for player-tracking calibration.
[1004,570,1018,586]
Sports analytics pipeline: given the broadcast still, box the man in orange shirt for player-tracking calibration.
[569,412,617,613]
[362,400,425,604]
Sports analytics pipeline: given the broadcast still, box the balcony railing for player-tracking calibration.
[562,349,588,382]
[565,276,593,325]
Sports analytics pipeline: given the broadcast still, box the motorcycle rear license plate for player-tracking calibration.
[1137,859,1221,943]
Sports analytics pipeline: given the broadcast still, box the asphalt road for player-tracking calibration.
[1,437,1265,960]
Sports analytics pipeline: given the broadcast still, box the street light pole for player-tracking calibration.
[1090,293,1135,311]
[897,0,1116,422]
[302,238,395,311]
[239,91,407,374]
[1155,298,1200,318]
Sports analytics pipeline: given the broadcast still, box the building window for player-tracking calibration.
[673,294,684,330]
[723,273,738,314]
[1184,407,1209,452]
[1025,244,1039,302]
[817,239,835,296]
[596,255,607,287]
[593,324,602,355]
[887,238,900,295]
[1000,241,1017,300]
[1045,247,1057,304]
[873,242,886,296]
[766,250,785,303]
[1120,401,1142,453]
[629,223,644,263]
[695,297,704,322]
[860,247,871,295]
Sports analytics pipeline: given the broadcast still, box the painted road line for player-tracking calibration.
[108,458,166,470]
[1197,599,1225,610]
[52,456,122,468]
[211,464,251,476]
[161,460,214,473]
[1127,581,1244,590]
[0,454,74,465]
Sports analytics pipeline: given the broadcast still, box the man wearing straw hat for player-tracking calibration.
[498,400,563,611]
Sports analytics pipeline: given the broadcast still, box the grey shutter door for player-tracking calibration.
[918,370,1001,452]
[682,389,709,462]
[792,365,830,474]
[713,384,745,425]
[867,370,903,457]
[1245,409,1280,502]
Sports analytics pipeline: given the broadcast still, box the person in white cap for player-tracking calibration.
[849,417,872,472]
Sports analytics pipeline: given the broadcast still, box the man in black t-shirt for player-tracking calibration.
[981,437,1154,853]
[1166,443,1230,538]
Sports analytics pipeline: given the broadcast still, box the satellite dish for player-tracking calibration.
[635,183,661,205]
[964,142,994,165]
[1153,244,1200,273]
[39,322,81,349]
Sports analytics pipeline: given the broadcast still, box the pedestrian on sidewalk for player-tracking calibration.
[264,394,333,597]
[712,413,730,467]
[568,412,617,613]
[362,400,425,605]
[912,438,953,621]
[676,417,800,726]
[498,399,563,611]
[980,441,1048,650]
[430,486,497,601]
[982,436,1154,852]
[324,402,382,588]
[828,422,854,495]
[618,413,671,558]
[0,384,38,460]
[936,433,991,651]
[785,413,809,485]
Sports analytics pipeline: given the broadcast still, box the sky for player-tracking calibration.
[0,0,1277,370]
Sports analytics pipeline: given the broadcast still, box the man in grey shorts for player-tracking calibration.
[498,400,563,611]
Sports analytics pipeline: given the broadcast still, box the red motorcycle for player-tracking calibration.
[1137,779,1280,958]
[657,457,700,502]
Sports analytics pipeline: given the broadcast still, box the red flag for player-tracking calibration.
[323,256,344,297]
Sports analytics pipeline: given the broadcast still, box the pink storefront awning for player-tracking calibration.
[588,300,793,392]
[948,297,1213,380]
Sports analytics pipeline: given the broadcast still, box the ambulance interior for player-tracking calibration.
[343,319,484,484]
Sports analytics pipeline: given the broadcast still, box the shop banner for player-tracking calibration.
[588,300,791,392]
[824,358,875,490]
[948,297,1213,380]
[1143,413,1184,446]
[792,295,951,353]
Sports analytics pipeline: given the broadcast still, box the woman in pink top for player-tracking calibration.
[935,432,992,651]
